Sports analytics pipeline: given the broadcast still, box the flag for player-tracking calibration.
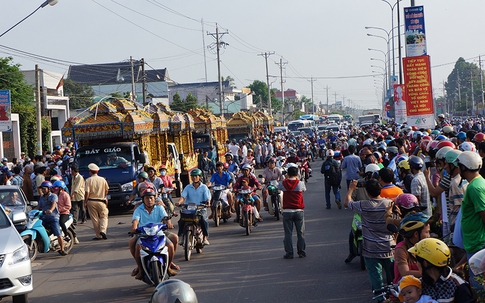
[56,75,64,90]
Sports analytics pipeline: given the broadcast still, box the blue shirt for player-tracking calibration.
[39,193,59,218]
[227,162,238,174]
[341,154,362,181]
[132,204,168,225]
[182,183,211,205]
[210,172,232,187]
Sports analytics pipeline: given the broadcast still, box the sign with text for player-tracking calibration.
[394,84,407,124]
[403,56,434,129]
[404,6,427,57]
[0,90,12,132]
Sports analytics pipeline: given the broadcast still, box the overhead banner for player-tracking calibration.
[404,6,427,57]
[0,90,12,132]
[403,56,434,129]
[394,84,407,124]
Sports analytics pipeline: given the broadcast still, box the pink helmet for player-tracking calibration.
[396,194,419,210]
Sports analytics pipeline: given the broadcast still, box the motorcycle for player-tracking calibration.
[319,143,327,160]
[19,209,75,261]
[179,203,207,261]
[238,187,258,236]
[346,213,365,270]
[311,143,318,161]
[276,156,286,169]
[210,185,231,227]
[299,157,312,183]
[266,180,282,220]
[130,222,170,285]
[159,185,176,219]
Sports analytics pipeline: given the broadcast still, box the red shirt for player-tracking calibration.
[281,179,305,210]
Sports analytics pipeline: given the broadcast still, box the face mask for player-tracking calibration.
[161,171,166,176]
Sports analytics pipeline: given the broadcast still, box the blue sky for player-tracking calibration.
[0,0,483,110]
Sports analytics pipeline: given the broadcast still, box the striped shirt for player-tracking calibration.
[348,198,394,259]
[411,171,431,217]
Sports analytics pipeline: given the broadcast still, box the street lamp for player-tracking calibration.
[0,0,58,38]
[380,0,403,83]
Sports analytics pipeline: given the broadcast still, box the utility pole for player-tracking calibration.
[276,58,287,125]
[141,58,146,106]
[308,77,316,114]
[207,23,229,116]
[130,56,135,101]
[458,70,462,114]
[258,51,274,115]
[480,56,484,115]
[201,19,208,82]
[325,85,330,115]
[35,64,42,155]
[471,69,475,116]
[333,92,338,113]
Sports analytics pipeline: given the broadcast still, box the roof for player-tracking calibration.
[68,60,168,85]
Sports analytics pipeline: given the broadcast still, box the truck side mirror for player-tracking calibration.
[138,153,147,164]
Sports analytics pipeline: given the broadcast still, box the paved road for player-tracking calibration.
[4,159,377,303]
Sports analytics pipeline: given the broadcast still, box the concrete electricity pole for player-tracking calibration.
[258,51,274,115]
[308,77,316,114]
[207,23,229,116]
[141,58,146,106]
[276,58,287,125]
[35,64,42,155]
[325,85,330,114]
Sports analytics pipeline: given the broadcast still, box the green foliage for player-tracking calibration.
[291,110,305,120]
[445,57,483,113]
[170,92,199,112]
[63,78,95,109]
[221,75,235,87]
[248,80,281,113]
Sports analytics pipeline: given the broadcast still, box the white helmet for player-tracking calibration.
[442,125,454,134]
[435,146,454,161]
[365,163,381,173]
[456,151,482,170]
[459,142,476,152]
[286,163,298,169]
[326,150,334,157]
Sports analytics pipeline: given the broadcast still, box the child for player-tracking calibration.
[398,275,437,303]
[279,163,306,259]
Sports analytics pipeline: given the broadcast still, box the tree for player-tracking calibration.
[248,80,281,114]
[184,93,199,110]
[63,78,95,109]
[445,57,482,114]
[0,57,47,157]
[170,92,184,111]
[221,75,235,87]
[300,95,312,113]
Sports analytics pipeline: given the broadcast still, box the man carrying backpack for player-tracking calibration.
[321,149,342,209]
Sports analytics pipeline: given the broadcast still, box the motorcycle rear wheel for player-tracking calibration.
[21,235,38,262]
[62,229,75,254]
[273,195,280,221]
[149,260,162,285]
[214,205,221,227]
[244,211,251,236]
[184,230,193,261]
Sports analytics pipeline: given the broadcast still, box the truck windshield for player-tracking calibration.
[75,146,133,170]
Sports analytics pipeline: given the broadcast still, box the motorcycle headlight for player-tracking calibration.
[121,182,134,192]
[143,225,159,236]
[9,244,30,265]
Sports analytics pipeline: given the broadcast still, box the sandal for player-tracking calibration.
[170,263,180,270]
[131,267,139,277]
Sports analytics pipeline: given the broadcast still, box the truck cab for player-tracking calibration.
[74,142,146,208]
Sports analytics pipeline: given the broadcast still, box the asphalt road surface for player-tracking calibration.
[4,159,379,303]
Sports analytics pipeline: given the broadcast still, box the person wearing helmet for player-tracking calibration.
[457,131,467,145]
[224,153,239,175]
[397,160,413,193]
[456,151,485,290]
[391,213,431,285]
[321,149,342,209]
[408,156,431,217]
[408,238,474,302]
[175,169,211,245]
[126,171,151,205]
[344,178,394,294]
[52,180,79,244]
[436,113,448,129]
[207,161,234,217]
[129,188,179,279]
[35,181,68,255]
[146,166,163,191]
[442,150,466,240]
[84,163,110,240]
[149,279,198,303]
[233,164,263,222]
[261,157,283,212]
[284,148,301,166]
[473,132,485,144]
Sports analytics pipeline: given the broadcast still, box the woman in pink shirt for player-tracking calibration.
[52,180,76,243]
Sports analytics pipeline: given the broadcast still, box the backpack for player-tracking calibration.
[321,159,342,186]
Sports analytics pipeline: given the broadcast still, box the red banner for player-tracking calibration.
[403,56,434,116]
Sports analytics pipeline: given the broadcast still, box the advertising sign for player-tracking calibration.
[404,6,427,57]
[394,84,407,124]
[0,90,12,132]
[403,56,434,129]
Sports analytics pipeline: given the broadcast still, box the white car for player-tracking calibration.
[0,206,32,303]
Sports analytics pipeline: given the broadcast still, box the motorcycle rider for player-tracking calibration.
[284,149,301,166]
[224,153,239,176]
[126,172,150,205]
[158,165,174,205]
[36,181,67,256]
[261,157,283,211]
[146,166,163,191]
[175,169,211,246]
[233,164,263,223]
[207,161,234,218]
[129,188,179,279]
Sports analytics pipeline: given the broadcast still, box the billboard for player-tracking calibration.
[403,56,434,129]
[0,90,12,132]
[404,6,427,57]
[394,84,407,124]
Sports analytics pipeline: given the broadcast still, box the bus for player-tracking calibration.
[299,114,319,121]
[327,114,343,124]
[358,114,381,126]
[287,120,316,131]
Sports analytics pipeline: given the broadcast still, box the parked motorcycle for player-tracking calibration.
[238,187,257,236]
[179,203,207,261]
[19,209,75,261]
[346,213,365,270]
[210,185,231,227]
[130,222,170,285]
[266,180,282,220]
